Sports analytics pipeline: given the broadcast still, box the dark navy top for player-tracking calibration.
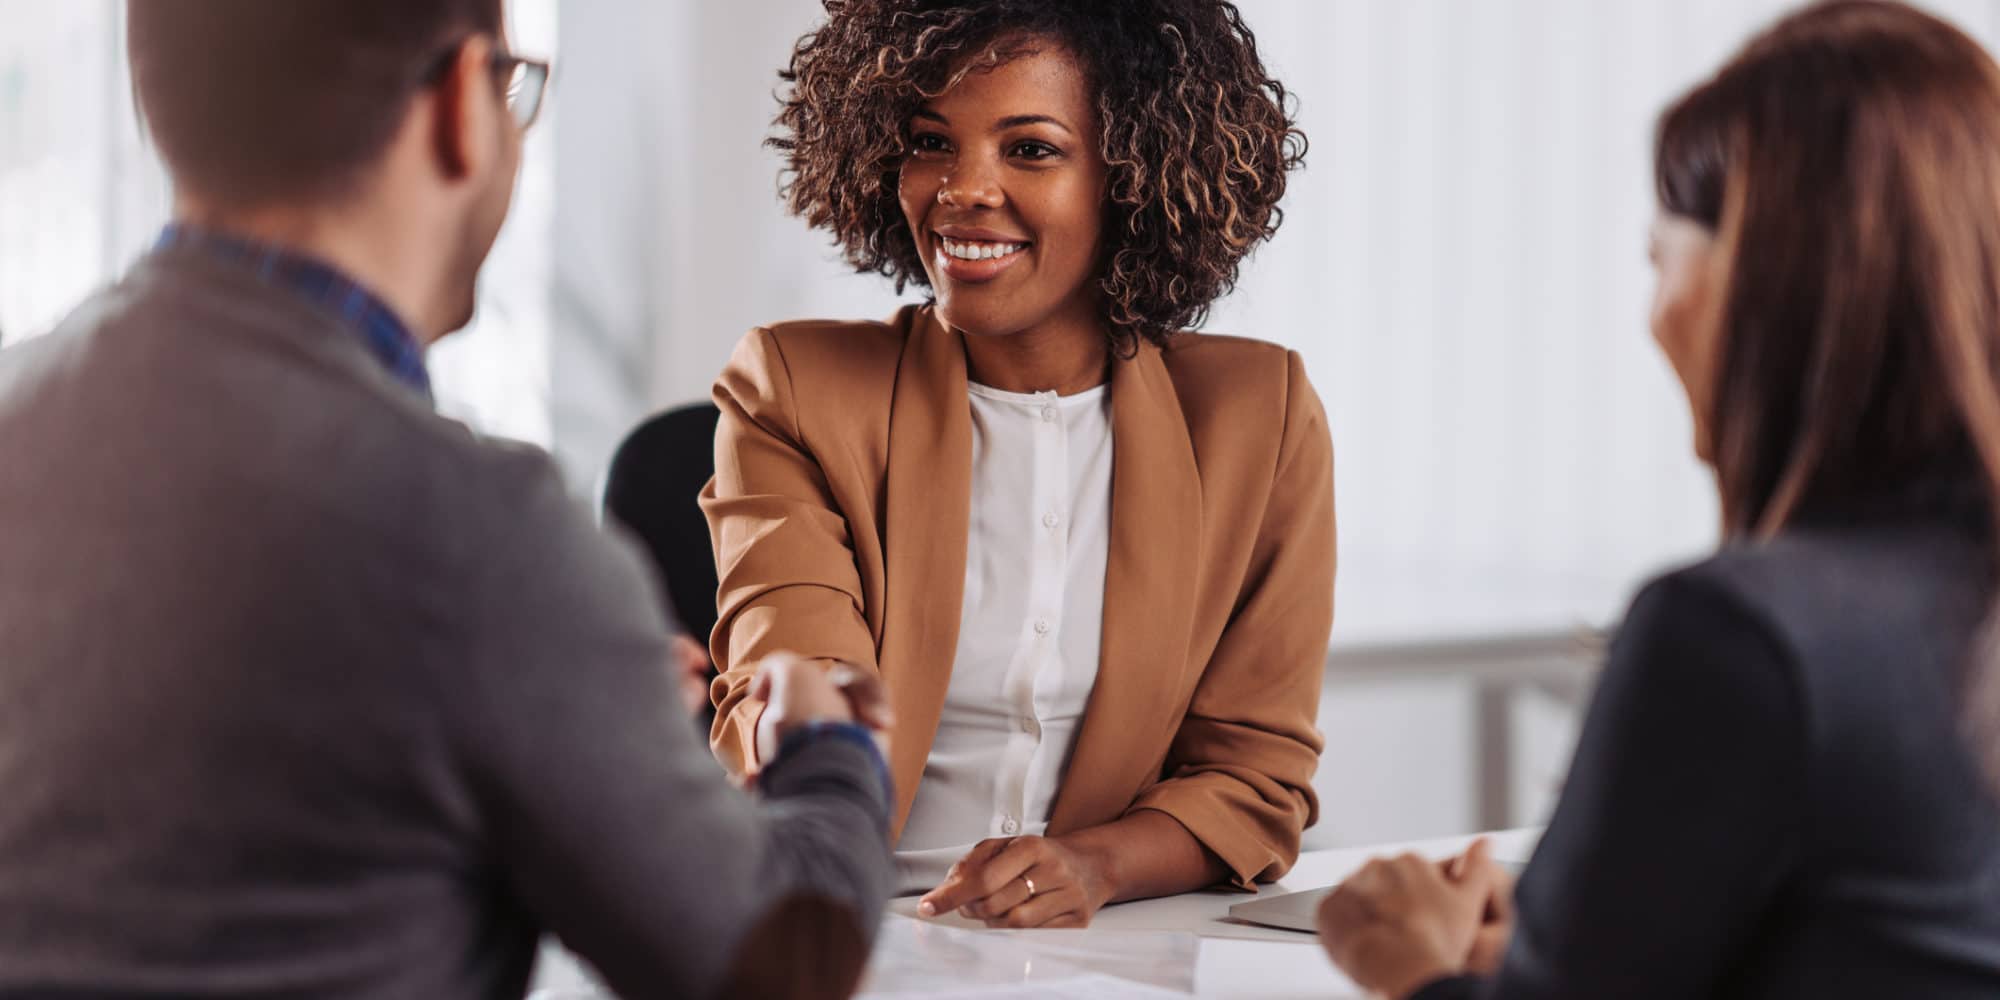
[1420,479,2000,999]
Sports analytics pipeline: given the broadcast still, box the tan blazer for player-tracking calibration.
[703,305,1335,887]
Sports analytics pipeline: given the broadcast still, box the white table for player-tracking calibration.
[529,828,1540,999]
[861,828,1542,999]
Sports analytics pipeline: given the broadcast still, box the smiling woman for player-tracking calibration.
[772,0,1304,352]
[897,45,1112,396]
[697,0,1334,931]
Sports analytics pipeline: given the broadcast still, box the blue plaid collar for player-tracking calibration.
[154,224,433,403]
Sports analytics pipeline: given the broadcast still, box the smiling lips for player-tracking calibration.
[934,233,1031,283]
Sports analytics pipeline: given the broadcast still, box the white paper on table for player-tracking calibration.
[860,915,1199,997]
[528,940,609,999]
[864,973,1188,999]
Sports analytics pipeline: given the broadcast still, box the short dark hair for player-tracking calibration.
[127,0,504,206]
[771,0,1305,351]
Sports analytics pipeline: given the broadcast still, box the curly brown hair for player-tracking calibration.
[771,0,1306,349]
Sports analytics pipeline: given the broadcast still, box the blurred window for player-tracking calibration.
[0,0,558,447]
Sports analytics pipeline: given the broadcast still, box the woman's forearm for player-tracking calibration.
[1059,808,1230,905]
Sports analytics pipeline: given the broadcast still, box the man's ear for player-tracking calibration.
[429,36,499,183]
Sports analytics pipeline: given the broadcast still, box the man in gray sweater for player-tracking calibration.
[0,2,894,997]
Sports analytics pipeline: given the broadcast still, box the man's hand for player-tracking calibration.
[670,634,713,717]
[916,835,1114,929]
[750,653,893,766]
[1316,838,1509,999]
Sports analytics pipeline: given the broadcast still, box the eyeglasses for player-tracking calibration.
[424,42,552,132]
[493,52,551,131]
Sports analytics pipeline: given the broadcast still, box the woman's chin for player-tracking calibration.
[933,303,1027,340]
[1692,427,1716,466]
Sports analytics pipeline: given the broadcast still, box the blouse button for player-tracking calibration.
[1033,619,1051,636]
[1042,512,1061,529]
[1040,406,1058,423]
[1001,817,1021,836]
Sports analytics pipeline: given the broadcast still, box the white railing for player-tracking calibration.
[1326,628,1607,830]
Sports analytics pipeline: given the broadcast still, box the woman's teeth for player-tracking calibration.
[941,237,1027,261]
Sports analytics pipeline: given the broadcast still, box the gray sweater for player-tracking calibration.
[0,248,892,999]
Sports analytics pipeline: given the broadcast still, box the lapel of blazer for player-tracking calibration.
[880,307,974,839]
[1047,340,1204,835]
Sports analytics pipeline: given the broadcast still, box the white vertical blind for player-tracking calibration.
[1210,0,2000,642]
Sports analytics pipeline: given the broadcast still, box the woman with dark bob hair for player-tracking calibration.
[1317,2,2000,997]
[700,0,1332,926]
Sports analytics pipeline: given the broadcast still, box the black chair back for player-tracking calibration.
[603,402,724,645]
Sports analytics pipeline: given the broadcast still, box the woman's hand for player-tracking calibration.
[916,835,1115,928]
[1446,842,1517,975]
[1316,838,1511,999]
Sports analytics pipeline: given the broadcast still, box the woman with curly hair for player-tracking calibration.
[701,0,1331,927]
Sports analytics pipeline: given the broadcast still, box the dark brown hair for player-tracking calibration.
[128,0,503,206]
[770,0,1306,351]
[1656,0,2000,538]
[1657,0,2000,774]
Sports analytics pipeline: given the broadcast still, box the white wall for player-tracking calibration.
[549,0,906,487]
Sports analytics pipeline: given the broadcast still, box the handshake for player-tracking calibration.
[748,653,895,769]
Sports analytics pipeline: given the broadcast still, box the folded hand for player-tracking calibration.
[1316,838,1512,999]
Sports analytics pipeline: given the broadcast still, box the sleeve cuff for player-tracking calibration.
[760,721,895,815]
[1408,974,1481,1000]
[1126,780,1305,890]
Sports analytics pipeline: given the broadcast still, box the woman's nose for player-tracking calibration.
[938,159,1004,209]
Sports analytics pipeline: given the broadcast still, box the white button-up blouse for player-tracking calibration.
[893,381,1113,893]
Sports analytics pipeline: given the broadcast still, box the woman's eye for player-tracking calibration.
[911,133,950,154]
[1012,141,1059,160]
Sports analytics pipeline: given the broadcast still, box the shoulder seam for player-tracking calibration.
[1272,350,1311,481]
[752,326,806,447]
